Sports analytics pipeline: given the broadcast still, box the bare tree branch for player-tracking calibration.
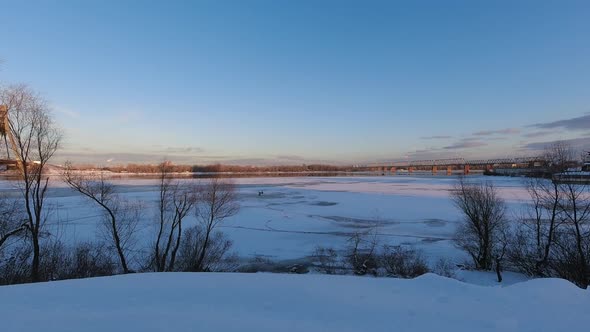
[1,85,62,282]
[63,164,139,273]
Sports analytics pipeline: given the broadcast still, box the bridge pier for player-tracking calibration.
[432,166,437,175]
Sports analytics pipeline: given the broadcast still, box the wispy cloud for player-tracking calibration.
[472,128,520,136]
[522,130,554,138]
[522,137,590,151]
[274,154,307,161]
[443,139,487,150]
[420,135,453,140]
[156,146,205,154]
[529,114,590,130]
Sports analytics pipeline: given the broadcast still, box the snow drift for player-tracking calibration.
[1,273,588,332]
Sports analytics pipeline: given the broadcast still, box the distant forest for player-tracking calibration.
[70,163,379,174]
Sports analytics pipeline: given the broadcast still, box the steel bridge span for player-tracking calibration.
[360,157,545,175]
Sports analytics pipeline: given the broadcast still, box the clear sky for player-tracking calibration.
[1,0,589,165]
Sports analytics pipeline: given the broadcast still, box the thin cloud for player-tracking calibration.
[530,114,590,130]
[522,137,590,151]
[472,128,520,136]
[156,146,205,154]
[443,139,488,150]
[274,155,307,161]
[420,135,453,140]
[522,131,555,138]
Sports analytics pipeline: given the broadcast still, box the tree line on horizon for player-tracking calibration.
[70,163,368,174]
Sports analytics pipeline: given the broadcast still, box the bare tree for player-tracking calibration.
[451,177,508,270]
[189,178,239,272]
[506,142,590,287]
[1,85,61,282]
[508,176,563,276]
[153,162,197,272]
[544,141,576,175]
[553,181,590,287]
[63,165,140,274]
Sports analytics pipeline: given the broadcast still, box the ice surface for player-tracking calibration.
[0,175,532,263]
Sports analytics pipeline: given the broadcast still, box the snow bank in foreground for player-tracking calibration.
[1,273,588,332]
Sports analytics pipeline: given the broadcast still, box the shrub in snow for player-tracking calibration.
[311,246,340,274]
[345,231,379,276]
[1,240,117,285]
[65,242,117,279]
[0,243,31,285]
[379,245,429,278]
[176,227,238,272]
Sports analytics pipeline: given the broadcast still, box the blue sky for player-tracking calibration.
[1,0,589,165]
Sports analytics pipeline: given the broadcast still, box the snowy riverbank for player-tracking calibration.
[0,272,588,332]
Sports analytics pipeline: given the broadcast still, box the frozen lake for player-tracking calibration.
[0,175,531,264]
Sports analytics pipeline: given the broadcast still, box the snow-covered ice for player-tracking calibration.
[0,272,588,332]
[0,175,531,263]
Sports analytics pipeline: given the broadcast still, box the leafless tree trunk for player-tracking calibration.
[512,177,562,275]
[508,143,590,287]
[63,165,139,274]
[153,162,197,272]
[508,143,576,278]
[555,181,590,287]
[451,177,508,270]
[1,85,61,282]
[192,178,238,272]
